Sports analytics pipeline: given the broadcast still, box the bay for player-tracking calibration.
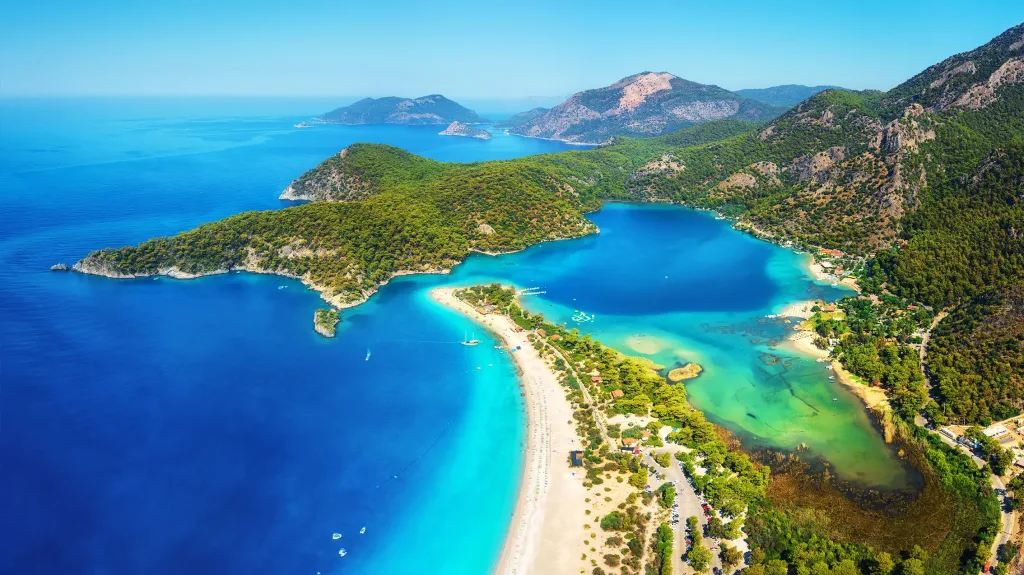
[0,98,908,575]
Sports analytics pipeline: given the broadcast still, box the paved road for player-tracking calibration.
[644,448,724,574]
[931,430,1016,571]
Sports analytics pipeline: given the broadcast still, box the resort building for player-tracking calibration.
[569,451,584,467]
[983,424,1010,438]
[611,389,624,398]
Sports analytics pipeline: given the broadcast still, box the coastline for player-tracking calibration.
[72,256,452,312]
[781,315,889,410]
[429,288,586,575]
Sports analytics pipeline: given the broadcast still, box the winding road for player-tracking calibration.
[930,430,1016,571]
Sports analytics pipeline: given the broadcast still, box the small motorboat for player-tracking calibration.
[833,397,838,401]
[360,527,366,535]
[338,548,347,557]
[332,533,342,540]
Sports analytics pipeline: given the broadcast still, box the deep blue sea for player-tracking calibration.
[1,98,910,575]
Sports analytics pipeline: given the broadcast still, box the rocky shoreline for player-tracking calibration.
[70,254,452,333]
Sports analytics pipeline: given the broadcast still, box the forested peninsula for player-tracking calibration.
[78,24,1024,434]
[72,21,1024,575]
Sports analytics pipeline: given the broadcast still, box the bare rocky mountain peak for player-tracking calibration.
[614,72,676,113]
[506,71,779,143]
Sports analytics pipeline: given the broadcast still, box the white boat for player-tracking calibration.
[338,548,347,557]
[332,533,342,540]
[365,349,371,361]
[360,527,366,535]
[461,331,479,346]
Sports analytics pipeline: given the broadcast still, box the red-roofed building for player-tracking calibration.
[591,376,603,383]
[611,389,624,398]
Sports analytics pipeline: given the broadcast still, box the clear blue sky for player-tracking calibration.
[2,0,1022,98]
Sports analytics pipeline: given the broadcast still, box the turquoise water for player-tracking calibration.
[1,99,907,575]
[440,203,912,488]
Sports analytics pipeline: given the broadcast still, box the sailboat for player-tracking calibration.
[461,331,479,346]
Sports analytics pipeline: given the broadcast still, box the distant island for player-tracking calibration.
[503,72,783,144]
[735,84,842,107]
[438,121,492,140]
[317,95,482,125]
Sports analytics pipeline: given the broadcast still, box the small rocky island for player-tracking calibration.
[314,308,340,338]
[438,121,492,140]
[667,362,703,382]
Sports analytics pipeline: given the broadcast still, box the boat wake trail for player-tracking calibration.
[375,421,452,489]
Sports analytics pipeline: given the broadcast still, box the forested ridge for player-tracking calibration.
[80,23,1024,418]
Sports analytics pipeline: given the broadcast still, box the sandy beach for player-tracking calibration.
[783,326,889,409]
[778,299,816,320]
[430,288,587,575]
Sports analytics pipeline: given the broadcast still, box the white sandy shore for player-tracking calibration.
[430,288,586,575]
[777,299,816,320]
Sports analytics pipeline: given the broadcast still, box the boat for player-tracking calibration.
[338,548,347,557]
[332,533,342,540]
[828,376,835,381]
[365,349,371,361]
[461,331,479,346]
[359,527,366,535]
[833,397,838,401]
[294,121,314,129]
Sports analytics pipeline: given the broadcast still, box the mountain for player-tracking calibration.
[317,95,482,125]
[735,85,841,107]
[493,107,548,129]
[79,22,1024,426]
[629,22,1024,253]
[506,72,783,143]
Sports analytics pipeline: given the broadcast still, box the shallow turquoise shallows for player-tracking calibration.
[0,99,907,575]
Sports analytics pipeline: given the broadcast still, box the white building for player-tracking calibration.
[983,424,1010,438]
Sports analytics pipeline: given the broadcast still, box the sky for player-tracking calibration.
[2,0,1023,99]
